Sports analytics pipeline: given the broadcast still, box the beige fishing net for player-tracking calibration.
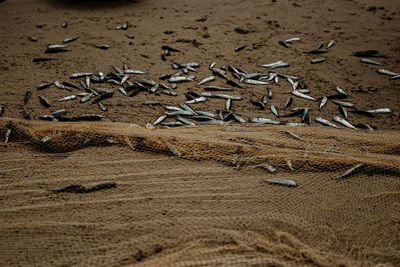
[0,117,399,266]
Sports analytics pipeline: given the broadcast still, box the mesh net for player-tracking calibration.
[0,117,399,266]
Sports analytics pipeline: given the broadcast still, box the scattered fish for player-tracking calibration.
[311,58,327,64]
[257,163,277,173]
[336,87,348,96]
[198,75,215,85]
[327,40,335,49]
[284,37,301,43]
[96,45,109,49]
[0,104,3,116]
[62,21,68,28]
[29,36,37,42]
[283,96,293,110]
[63,36,79,43]
[57,95,76,102]
[361,58,382,66]
[97,102,108,112]
[244,79,269,85]
[235,45,247,52]
[319,96,328,110]
[285,131,303,142]
[264,179,297,187]
[316,41,324,50]
[333,116,357,130]
[315,117,339,128]
[260,61,289,69]
[366,108,391,115]
[377,69,399,77]
[331,100,355,108]
[336,164,365,181]
[291,90,316,101]
[249,117,280,125]
[270,105,279,117]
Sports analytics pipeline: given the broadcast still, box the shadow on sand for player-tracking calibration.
[45,0,141,10]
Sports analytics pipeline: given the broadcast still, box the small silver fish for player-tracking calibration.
[165,110,194,116]
[226,98,232,110]
[264,179,297,187]
[80,93,94,103]
[85,76,90,89]
[125,69,146,74]
[315,117,339,128]
[270,105,279,117]
[150,82,160,93]
[120,75,129,85]
[331,100,355,108]
[333,116,357,130]
[338,105,348,119]
[284,37,301,43]
[232,113,246,123]
[62,21,68,28]
[336,87,348,96]
[244,79,270,85]
[57,95,76,102]
[287,160,294,171]
[360,58,382,66]
[176,116,196,126]
[29,36,37,42]
[319,96,328,110]
[336,164,365,181]
[262,95,268,105]
[97,102,107,112]
[285,131,303,142]
[118,87,127,96]
[214,94,242,100]
[390,75,400,80]
[160,122,184,127]
[260,61,289,69]
[47,44,68,50]
[366,108,391,114]
[168,76,194,83]
[63,36,79,43]
[153,114,167,125]
[249,117,280,125]
[70,73,93,79]
[196,111,216,118]
[284,96,293,110]
[377,69,399,76]
[96,45,109,49]
[186,97,207,104]
[209,61,216,69]
[180,103,198,115]
[112,66,124,74]
[268,88,273,99]
[0,104,4,116]
[327,40,335,49]
[316,41,324,50]
[285,122,308,127]
[4,127,11,146]
[257,163,276,173]
[311,58,327,64]
[291,90,316,101]
[198,75,215,85]
[165,106,183,112]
